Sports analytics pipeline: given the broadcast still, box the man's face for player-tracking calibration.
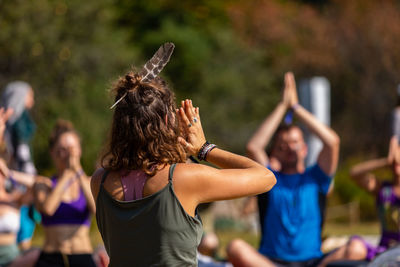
[273,127,307,167]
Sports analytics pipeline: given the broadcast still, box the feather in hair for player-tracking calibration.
[139,42,175,82]
[110,42,175,109]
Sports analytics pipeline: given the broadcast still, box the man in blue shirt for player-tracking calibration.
[227,72,340,266]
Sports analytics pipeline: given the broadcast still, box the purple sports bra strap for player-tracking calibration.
[121,170,148,201]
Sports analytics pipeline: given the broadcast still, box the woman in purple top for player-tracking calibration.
[320,136,400,264]
[33,120,96,267]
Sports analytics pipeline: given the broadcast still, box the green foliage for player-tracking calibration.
[1,0,278,174]
[228,0,400,158]
[0,0,136,173]
[114,0,278,153]
[1,0,399,214]
[332,158,376,220]
[331,155,395,220]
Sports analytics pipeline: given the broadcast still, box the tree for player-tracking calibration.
[0,0,136,173]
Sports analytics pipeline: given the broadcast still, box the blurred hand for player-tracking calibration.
[67,146,82,172]
[0,158,9,178]
[282,72,293,108]
[0,108,13,142]
[388,136,399,164]
[285,72,299,107]
[176,99,206,156]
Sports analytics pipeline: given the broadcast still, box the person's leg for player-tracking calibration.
[198,232,219,257]
[9,248,41,267]
[317,237,368,267]
[32,252,64,267]
[226,239,276,267]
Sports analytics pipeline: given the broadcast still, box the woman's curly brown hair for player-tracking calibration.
[101,71,186,176]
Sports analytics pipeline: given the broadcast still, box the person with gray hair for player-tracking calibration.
[1,81,36,174]
[1,81,39,251]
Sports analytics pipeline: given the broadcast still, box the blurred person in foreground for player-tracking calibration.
[226,72,340,267]
[90,43,276,267]
[318,136,400,264]
[0,107,37,266]
[1,81,39,251]
[33,120,96,267]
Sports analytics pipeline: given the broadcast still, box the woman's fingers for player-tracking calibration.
[178,106,191,128]
[0,108,13,123]
[184,99,194,122]
[179,99,200,128]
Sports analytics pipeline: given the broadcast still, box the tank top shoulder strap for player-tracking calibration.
[101,169,110,185]
[168,164,177,183]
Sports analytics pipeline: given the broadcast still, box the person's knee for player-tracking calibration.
[226,239,248,260]
[198,233,219,257]
[345,238,367,260]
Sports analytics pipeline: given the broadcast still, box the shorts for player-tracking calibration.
[269,251,335,267]
[350,235,386,261]
[35,251,97,267]
[0,244,20,266]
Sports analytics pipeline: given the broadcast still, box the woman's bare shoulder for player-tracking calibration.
[173,162,216,184]
[91,168,106,191]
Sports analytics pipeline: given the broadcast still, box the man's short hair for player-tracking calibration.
[268,124,303,154]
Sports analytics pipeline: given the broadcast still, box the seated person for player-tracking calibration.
[227,72,340,267]
[319,136,400,264]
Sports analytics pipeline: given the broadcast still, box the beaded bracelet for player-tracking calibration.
[198,141,217,161]
[75,169,84,178]
[8,170,16,187]
[291,103,300,111]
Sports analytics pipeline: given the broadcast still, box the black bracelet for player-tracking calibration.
[197,141,217,161]
[189,155,200,164]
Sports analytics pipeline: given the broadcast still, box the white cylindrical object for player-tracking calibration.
[299,77,331,167]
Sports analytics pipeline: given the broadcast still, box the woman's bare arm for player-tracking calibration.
[350,158,388,194]
[0,158,35,187]
[34,170,75,216]
[77,172,96,214]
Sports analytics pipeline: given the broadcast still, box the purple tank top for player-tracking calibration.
[376,182,400,248]
[41,176,91,226]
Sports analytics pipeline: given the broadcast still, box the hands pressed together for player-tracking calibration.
[282,71,299,109]
[176,99,206,157]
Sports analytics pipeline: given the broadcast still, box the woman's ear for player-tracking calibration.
[165,114,168,125]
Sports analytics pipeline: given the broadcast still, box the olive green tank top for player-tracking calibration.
[96,164,203,267]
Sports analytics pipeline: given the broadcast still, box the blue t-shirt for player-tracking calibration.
[257,164,332,261]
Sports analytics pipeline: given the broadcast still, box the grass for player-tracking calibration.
[31,219,381,259]
[323,221,380,236]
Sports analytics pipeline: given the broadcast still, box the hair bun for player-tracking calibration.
[55,119,74,132]
[49,119,77,148]
[125,73,143,86]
